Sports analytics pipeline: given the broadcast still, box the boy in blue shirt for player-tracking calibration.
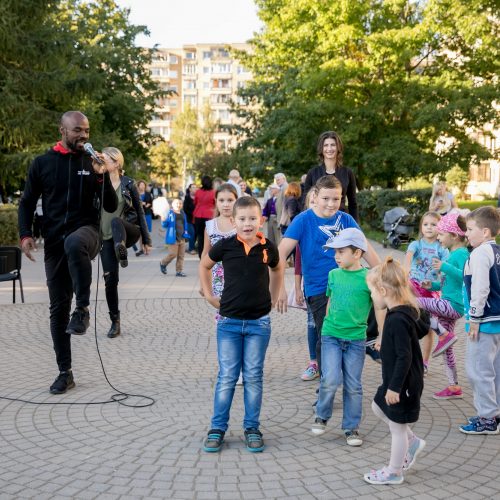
[460,206,500,435]
[277,176,380,366]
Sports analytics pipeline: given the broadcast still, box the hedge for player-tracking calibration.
[0,205,19,245]
[357,188,432,230]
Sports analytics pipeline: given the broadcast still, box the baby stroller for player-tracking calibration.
[382,207,416,249]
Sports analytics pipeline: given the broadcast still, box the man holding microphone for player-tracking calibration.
[18,111,118,394]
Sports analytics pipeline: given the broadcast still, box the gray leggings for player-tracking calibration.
[372,401,416,473]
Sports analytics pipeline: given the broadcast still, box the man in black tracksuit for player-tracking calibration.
[18,111,118,394]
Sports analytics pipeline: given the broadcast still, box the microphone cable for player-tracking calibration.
[0,163,155,408]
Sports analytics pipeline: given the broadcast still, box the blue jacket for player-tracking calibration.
[161,209,189,245]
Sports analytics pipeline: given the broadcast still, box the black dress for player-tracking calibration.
[373,305,427,424]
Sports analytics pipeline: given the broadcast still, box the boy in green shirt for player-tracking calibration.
[311,228,377,446]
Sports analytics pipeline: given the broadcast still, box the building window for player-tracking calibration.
[237,66,248,74]
[168,70,178,78]
[185,51,195,59]
[151,68,161,76]
[184,64,197,75]
[218,49,229,58]
[211,79,231,89]
[470,162,491,182]
[203,66,210,74]
[169,99,178,107]
[219,109,230,121]
[203,82,210,89]
[184,95,197,106]
[203,51,212,59]
[211,63,231,73]
[169,55,178,64]
[169,85,178,93]
[210,94,230,104]
[184,80,196,89]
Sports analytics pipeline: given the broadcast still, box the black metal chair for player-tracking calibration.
[0,246,24,303]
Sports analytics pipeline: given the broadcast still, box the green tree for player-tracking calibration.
[235,0,499,188]
[0,0,163,192]
[148,142,180,181]
[170,104,218,182]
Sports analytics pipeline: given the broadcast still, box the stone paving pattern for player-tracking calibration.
[1,220,499,499]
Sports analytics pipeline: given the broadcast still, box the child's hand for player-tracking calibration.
[468,322,479,341]
[276,288,288,313]
[374,338,381,351]
[206,295,221,309]
[385,389,400,405]
[421,279,432,289]
[431,258,442,271]
[295,287,305,306]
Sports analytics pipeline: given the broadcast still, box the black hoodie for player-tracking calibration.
[18,147,118,248]
[374,305,429,424]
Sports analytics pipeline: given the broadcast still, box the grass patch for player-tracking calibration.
[458,199,497,210]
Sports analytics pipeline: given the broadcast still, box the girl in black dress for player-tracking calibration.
[364,257,428,485]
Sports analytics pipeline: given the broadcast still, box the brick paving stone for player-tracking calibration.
[1,238,499,499]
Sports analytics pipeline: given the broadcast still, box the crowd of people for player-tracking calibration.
[16,111,500,487]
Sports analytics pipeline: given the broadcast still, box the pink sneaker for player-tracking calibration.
[301,363,319,381]
[432,386,463,400]
[432,332,457,357]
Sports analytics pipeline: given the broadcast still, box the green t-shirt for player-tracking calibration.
[322,267,372,341]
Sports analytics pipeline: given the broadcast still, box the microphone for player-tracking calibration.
[83,142,104,164]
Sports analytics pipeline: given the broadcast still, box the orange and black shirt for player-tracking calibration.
[209,233,279,320]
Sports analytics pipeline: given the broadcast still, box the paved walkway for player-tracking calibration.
[1,221,499,499]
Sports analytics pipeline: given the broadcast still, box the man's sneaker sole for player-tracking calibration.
[432,335,458,357]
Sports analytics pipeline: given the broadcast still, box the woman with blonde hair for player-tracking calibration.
[429,181,458,216]
[97,147,152,338]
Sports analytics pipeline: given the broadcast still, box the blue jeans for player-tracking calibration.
[306,308,318,361]
[316,336,365,430]
[187,222,196,252]
[145,214,152,233]
[211,315,271,432]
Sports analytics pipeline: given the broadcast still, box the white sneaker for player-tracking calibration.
[345,430,363,446]
[311,418,327,435]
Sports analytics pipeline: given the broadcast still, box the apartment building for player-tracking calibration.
[148,48,183,140]
[148,43,251,149]
[465,123,499,199]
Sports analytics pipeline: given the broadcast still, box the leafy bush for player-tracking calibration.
[0,205,19,245]
[357,188,432,230]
